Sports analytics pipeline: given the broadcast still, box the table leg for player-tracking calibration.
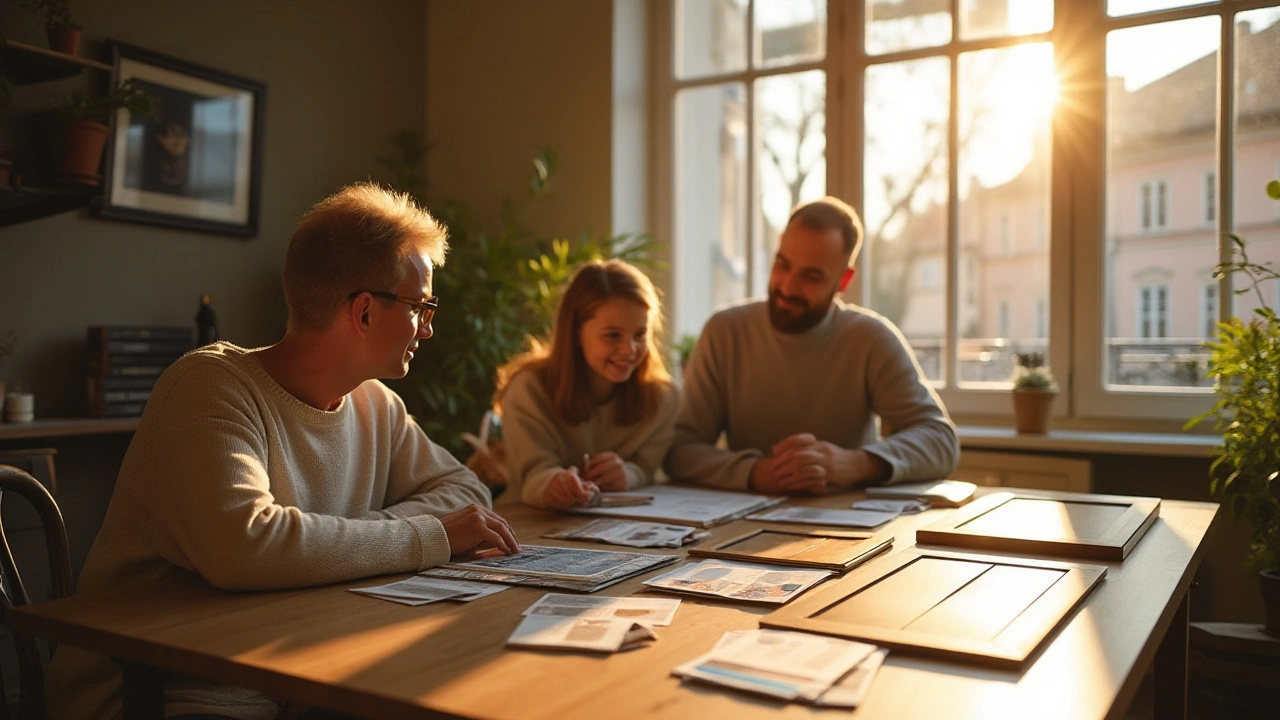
[119,660,165,720]
[1153,591,1189,719]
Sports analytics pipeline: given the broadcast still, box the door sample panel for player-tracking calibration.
[689,528,893,571]
[915,490,1161,560]
[762,548,1107,669]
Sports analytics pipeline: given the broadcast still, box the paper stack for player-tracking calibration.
[505,594,681,653]
[673,629,888,707]
[349,576,508,605]
[423,544,680,592]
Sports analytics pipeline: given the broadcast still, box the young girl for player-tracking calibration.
[497,259,677,509]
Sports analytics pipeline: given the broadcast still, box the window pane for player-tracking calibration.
[1108,0,1214,18]
[866,0,950,56]
[1231,9,1280,324]
[957,44,1055,386]
[753,71,827,296]
[1104,16,1219,388]
[755,0,825,68]
[676,0,747,79]
[960,0,1053,41]
[674,84,748,338]
[864,57,950,382]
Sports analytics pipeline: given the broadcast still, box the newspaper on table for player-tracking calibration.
[643,559,831,604]
[672,629,886,706]
[523,593,681,626]
[422,545,679,592]
[572,484,786,527]
[851,498,930,514]
[544,518,705,548]
[748,506,897,528]
[349,576,508,606]
[506,614,658,653]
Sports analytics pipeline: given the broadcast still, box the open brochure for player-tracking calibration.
[544,518,705,548]
[673,629,886,706]
[506,614,658,653]
[572,484,785,527]
[424,545,679,592]
[643,559,831,604]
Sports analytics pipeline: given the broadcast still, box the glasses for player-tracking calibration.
[349,290,439,325]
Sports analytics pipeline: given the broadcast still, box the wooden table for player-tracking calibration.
[8,491,1220,720]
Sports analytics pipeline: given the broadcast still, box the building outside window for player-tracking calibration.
[657,0,1280,423]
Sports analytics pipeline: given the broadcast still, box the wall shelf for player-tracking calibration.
[0,417,139,441]
[0,39,113,84]
[0,185,97,227]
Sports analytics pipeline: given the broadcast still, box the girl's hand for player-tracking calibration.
[583,452,627,492]
[544,468,599,509]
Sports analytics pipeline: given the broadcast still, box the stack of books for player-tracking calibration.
[86,326,194,418]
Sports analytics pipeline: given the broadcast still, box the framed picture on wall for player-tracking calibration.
[96,41,265,237]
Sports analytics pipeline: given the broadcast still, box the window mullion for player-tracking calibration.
[1217,6,1236,321]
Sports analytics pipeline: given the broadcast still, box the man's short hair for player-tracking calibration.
[786,196,865,267]
[283,183,448,332]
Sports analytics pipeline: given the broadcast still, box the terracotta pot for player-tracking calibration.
[1260,569,1280,636]
[1012,388,1058,434]
[47,25,81,56]
[51,119,110,186]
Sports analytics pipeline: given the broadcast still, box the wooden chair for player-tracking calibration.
[0,465,73,720]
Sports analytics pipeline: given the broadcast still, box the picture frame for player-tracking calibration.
[761,548,1107,670]
[97,41,265,237]
[688,528,892,572]
[914,490,1161,561]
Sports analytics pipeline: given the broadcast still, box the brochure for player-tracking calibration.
[673,629,884,706]
[506,614,657,653]
[349,576,508,605]
[748,506,897,528]
[643,559,831,604]
[572,484,785,527]
[544,518,704,548]
[865,479,977,507]
[522,593,681,626]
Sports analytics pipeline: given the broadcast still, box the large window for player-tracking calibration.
[659,0,1280,425]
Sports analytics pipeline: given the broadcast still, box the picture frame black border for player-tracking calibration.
[95,40,265,238]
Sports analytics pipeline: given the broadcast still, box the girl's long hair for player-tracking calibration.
[496,260,670,426]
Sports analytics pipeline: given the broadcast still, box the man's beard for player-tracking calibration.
[767,287,834,334]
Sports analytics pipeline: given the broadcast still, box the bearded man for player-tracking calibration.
[665,196,959,494]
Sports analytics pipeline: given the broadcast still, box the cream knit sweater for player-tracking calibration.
[500,367,678,507]
[46,342,491,720]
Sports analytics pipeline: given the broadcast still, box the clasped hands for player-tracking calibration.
[749,433,890,495]
[543,452,628,509]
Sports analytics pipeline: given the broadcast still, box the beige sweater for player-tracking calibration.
[46,343,491,720]
[499,367,678,507]
[665,299,959,490]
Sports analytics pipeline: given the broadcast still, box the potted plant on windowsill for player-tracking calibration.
[1187,182,1280,634]
[1011,351,1058,434]
[48,79,155,186]
[20,0,81,56]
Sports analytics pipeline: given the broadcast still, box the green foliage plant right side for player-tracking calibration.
[377,135,660,458]
[1187,177,1280,573]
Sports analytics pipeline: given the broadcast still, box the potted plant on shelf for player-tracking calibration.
[1187,181,1280,633]
[48,79,155,186]
[1011,351,1058,434]
[20,0,81,56]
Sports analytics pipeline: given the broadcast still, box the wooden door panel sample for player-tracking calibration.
[916,490,1161,560]
[813,556,990,628]
[688,528,892,572]
[905,565,1063,642]
[762,548,1107,670]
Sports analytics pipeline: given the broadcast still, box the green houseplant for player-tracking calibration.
[20,0,81,55]
[1187,182,1280,632]
[377,136,659,460]
[49,78,155,185]
[1011,351,1058,434]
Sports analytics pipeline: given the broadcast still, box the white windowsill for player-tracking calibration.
[957,425,1217,458]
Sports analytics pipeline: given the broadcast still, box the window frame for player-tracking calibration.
[654,0,1280,428]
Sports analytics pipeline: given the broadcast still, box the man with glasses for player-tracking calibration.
[48,183,520,720]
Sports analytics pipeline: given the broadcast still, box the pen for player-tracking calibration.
[582,453,591,474]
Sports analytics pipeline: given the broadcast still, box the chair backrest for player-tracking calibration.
[0,465,72,720]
